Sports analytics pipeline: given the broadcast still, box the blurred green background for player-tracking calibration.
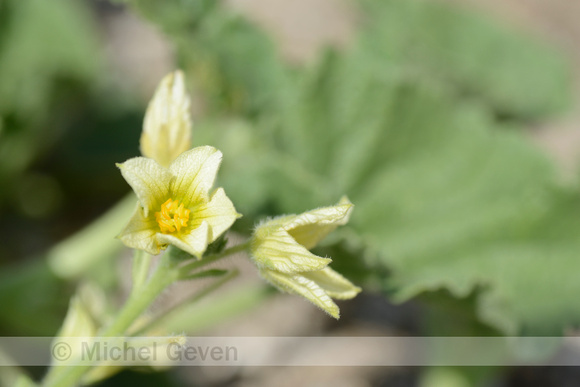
[1,0,580,385]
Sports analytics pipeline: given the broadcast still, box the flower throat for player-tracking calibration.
[155,198,190,233]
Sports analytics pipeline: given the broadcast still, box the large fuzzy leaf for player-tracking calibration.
[134,0,290,116]
[0,0,100,194]
[255,51,574,334]
[197,49,579,334]
[359,0,572,119]
[134,0,577,334]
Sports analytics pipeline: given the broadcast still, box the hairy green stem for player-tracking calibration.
[42,241,250,387]
[177,241,250,278]
[101,259,177,338]
[42,256,177,387]
[131,249,152,292]
[134,268,239,335]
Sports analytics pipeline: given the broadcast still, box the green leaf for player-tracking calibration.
[0,0,101,200]
[136,0,577,334]
[0,0,99,117]
[218,47,575,333]
[133,0,290,117]
[0,260,67,335]
[359,0,572,119]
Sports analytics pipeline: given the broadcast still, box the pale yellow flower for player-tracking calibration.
[117,146,240,258]
[140,70,192,167]
[250,197,361,318]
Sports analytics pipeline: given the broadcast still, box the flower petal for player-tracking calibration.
[157,221,209,258]
[141,70,192,167]
[302,267,361,300]
[118,206,163,255]
[251,227,331,274]
[169,146,222,206]
[285,196,353,249]
[117,157,171,216]
[259,269,340,319]
[190,188,240,243]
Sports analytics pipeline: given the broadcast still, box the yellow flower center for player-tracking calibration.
[155,198,190,233]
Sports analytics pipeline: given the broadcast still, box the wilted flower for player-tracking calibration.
[117,146,240,258]
[140,70,192,167]
[250,197,361,318]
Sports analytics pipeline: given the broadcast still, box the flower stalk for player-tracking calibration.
[42,242,249,387]
[177,241,250,279]
[131,249,152,292]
